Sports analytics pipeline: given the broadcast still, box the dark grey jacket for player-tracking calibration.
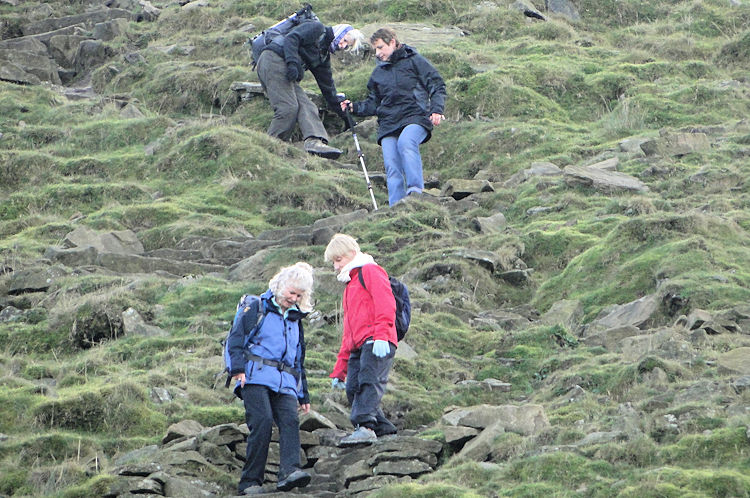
[352,44,446,144]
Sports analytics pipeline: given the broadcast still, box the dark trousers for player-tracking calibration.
[345,340,397,436]
[256,50,328,142]
[239,384,301,493]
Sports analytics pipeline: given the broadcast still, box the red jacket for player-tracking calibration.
[330,263,397,380]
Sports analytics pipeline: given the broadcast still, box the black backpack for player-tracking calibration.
[247,4,319,69]
[357,269,412,341]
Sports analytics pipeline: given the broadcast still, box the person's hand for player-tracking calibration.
[372,340,390,358]
[232,373,246,388]
[299,403,311,414]
[331,377,345,389]
[430,113,445,126]
[340,99,352,112]
[286,62,302,82]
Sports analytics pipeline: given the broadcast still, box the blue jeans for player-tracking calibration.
[381,124,428,206]
[239,384,301,493]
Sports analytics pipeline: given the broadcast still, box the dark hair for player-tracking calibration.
[370,27,399,47]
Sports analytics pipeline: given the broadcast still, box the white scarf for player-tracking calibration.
[337,252,376,283]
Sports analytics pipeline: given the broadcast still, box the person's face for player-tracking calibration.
[337,33,353,51]
[278,286,303,311]
[332,250,356,273]
[372,38,397,62]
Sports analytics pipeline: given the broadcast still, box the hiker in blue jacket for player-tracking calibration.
[256,19,364,158]
[227,262,314,495]
[341,27,446,206]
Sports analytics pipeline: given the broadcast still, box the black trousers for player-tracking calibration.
[345,340,397,436]
[238,384,301,493]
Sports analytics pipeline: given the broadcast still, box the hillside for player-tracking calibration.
[1,0,750,496]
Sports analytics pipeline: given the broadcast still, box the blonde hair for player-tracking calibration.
[268,262,314,312]
[344,28,366,53]
[324,233,360,262]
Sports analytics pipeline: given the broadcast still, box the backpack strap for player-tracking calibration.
[357,267,368,291]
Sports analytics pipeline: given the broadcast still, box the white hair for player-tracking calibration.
[268,262,314,312]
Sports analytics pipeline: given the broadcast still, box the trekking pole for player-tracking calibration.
[338,93,378,211]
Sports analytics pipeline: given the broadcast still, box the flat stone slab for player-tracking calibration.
[564,165,649,193]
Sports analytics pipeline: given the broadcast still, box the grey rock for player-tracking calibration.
[74,39,115,75]
[64,226,144,255]
[539,299,583,332]
[442,404,549,435]
[8,265,69,295]
[717,347,750,375]
[473,211,507,234]
[122,307,167,337]
[587,293,662,334]
[46,246,100,268]
[95,252,224,276]
[441,179,494,200]
[150,387,172,404]
[545,0,580,20]
[564,165,649,193]
[162,420,204,445]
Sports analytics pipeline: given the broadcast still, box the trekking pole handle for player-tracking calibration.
[337,93,356,130]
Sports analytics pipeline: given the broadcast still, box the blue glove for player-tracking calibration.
[372,340,390,358]
[331,378,345,389]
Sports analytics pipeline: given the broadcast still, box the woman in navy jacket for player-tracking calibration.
[341,27,446,205]
[227,262,313,495]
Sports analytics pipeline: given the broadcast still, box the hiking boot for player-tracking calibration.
[304,138,342,159]
[240,484,265,495]
[339,426,377,446]
[276,469,311,492]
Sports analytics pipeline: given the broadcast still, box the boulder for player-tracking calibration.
[456,419,505,461]
[64,226,144,255]
[586,293,662,334]
[504,161,562,188]
[717,347,750,375]
[442,404,549,435]
[8,265,69,295]
[0,47,61,85]
[441,179,494,200]
[121,308,168,337]
[545,0,580,20]
[74,39,115,75]
[473,212,507,234]
[48,34,89,69]
[539,299,583,332]
[563,165,649,193]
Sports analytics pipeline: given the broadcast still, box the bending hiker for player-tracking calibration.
[256,20,364,158]
[227,262,313,495]
[324,233,398,444]
[340,27,446,205]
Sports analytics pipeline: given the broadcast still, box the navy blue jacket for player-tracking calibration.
[352,44,446,144]
[265,20,345,119]
[226,289,309,404]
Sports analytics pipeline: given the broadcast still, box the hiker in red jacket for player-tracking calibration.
[324,233,398,445]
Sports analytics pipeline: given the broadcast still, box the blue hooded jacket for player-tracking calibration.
[226,289,309,403]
